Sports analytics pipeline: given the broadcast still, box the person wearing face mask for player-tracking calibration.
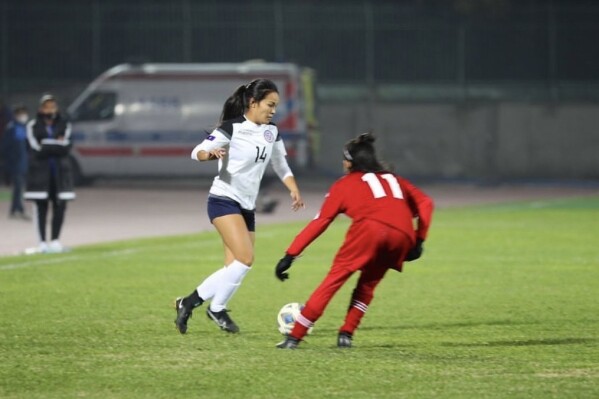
[24,94,75,253]
[2,105,31,220]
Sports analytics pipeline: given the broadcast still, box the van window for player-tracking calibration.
[71,91,117,121]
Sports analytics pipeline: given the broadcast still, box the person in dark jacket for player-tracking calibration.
[24,94,75,253]
[3,105,30,219]
[0,99,12,184]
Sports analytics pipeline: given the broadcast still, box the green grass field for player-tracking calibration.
[0,188,10,202]
[1,197,598,398]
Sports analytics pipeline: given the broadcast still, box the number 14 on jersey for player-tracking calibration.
[255,146,267,163]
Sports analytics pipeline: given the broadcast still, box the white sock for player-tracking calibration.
[209,260,251,312]
[196,266,227,301]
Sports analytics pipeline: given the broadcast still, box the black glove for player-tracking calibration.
[405,239,424,262]
[275,254,296,281]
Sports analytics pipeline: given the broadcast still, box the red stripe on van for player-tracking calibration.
[139,147,192,156]
[77,147,192,157]
[77,147,134,156]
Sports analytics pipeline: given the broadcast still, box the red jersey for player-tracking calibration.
[287,171,434,257]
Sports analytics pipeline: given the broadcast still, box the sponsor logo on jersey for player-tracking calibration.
[206,135,216,141]
[264,130,274,143]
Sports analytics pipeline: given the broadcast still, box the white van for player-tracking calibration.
[67,62,317,181]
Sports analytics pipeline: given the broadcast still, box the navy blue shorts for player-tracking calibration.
[207,195,256,232]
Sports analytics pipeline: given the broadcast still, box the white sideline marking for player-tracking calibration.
[0,256,79,271]
[0,248,140,271]
[0,237,219,272]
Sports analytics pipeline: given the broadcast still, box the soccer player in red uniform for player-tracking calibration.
[275,133,434,349]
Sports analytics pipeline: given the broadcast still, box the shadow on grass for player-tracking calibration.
[356,319,534,333]
[441,337,597,347]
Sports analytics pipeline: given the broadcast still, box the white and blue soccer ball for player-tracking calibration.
[277,302,312,335]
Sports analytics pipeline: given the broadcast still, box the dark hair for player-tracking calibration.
[12,104,28,114]
[343,132,387,173]
[220,78,279,122]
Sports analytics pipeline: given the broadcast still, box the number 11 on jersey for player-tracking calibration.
[361,173,404,199]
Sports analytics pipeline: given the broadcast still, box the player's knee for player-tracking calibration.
[237,252,254,267]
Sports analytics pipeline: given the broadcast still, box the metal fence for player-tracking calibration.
[2,1,599,101]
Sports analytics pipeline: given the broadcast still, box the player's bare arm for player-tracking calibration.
[196,148,227,161]
[282,175,305,211]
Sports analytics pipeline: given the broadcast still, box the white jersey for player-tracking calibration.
[191,115,293,210]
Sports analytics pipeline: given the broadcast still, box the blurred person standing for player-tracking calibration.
[0,99,12,184]
[2,105,30,219]
[24,94,75,253]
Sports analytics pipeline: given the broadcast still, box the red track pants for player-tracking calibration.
[290,219,413,340]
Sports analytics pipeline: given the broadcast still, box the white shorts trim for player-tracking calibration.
[58,193,76,200]
[25,192,48,200]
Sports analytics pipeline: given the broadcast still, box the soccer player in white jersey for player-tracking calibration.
[174,79,304,334]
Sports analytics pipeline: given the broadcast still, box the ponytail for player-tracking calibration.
[220,85,247,123]
[344,132,388,173]
[219,78,279,123]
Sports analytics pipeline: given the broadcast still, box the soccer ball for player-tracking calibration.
[277,302,312,335]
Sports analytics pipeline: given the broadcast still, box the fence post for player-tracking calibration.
[274,0,284,62]
[547,0,558,101]
[1,0,8,97]
[457,24,467,101]
[92,0,101,75]
[364,1,375,128]
[182,0,192,62]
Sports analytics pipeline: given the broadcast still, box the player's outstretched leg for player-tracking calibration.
[337,267,386,346]
[206,307,239,333]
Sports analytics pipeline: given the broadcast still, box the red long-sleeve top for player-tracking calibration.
[287,171,434,257]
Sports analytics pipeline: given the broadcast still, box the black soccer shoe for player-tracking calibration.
[337,331,353,348]
[174,297,192,334]
[206,308,240,333]
[276,336,300,349]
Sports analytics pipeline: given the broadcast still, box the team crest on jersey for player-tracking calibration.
[264,130,275,143]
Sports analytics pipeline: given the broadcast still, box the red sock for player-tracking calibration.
[289,311,315,340]
[339,299,368,335]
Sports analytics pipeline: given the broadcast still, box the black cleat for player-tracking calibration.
[337,331,353,348]
[206,308,239,333]
[174,297,192,334]
[276,336,300,349]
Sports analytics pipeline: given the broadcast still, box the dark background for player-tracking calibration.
[1,0,598,180]
[2,0,598,99]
